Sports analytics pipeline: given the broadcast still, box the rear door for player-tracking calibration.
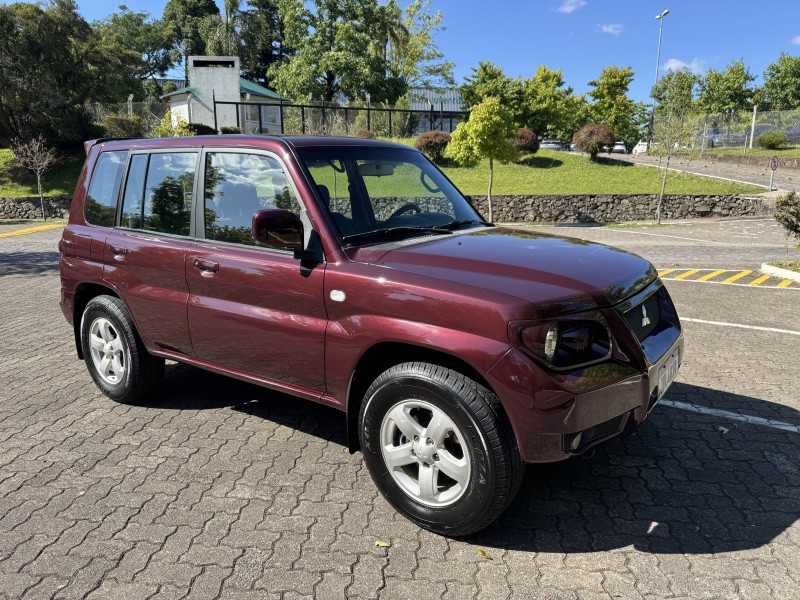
[103,150,199,355]
[185,149,327,394]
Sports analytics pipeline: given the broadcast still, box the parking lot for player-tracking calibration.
[1,219,799,600]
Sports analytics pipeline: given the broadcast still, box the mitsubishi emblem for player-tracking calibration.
[641,305,651,327]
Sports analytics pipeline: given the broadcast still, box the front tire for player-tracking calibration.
[359,362,524,536]
[80,295,164,404]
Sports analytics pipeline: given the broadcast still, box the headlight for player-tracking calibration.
[518,319,611,370]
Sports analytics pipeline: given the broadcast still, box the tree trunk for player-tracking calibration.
[657,154,671,225]
[37,175,46,221]
[487,158,494,223]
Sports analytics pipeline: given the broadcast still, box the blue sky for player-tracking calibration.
[10,0,800,102]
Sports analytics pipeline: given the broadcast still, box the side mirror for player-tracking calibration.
[252,209,303,251]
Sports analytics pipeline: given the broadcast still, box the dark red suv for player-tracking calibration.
[60,135,682,535]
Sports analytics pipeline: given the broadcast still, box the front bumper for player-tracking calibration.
[486,281,683,463]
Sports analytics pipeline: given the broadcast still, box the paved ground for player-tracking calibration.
[1,223,798,600]
[615,154,798,192]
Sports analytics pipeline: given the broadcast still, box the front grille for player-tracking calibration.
[623,292,661,342]
[563,415,625,453]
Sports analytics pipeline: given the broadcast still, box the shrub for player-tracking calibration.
[511,127,539,154]
[101,116,145,139]
[757,131,788,150]
[187,123,218,135]
[414,130,451,163]
[572,123,616,161]
[220,126,242,134]
[356,130,376,139]
[150,110,193,138]
[774,190,800,247]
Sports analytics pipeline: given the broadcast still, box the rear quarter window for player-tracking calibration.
[85,151,128,227]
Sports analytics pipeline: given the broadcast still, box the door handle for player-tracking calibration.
[110,244,128,257]
[192,258,220,273]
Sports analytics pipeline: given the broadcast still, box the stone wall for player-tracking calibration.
[0,193,768,224]
[0,196,72,220]
[471,194,768,223]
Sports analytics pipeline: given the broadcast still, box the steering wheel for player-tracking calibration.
[388,203,422,219]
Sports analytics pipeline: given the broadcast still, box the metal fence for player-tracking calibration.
[85,100,169,132]
[654,108,800,153]
[215,99,468,137]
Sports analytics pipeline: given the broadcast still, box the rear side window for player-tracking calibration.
[85,151,127,226]
[120,152,197,236]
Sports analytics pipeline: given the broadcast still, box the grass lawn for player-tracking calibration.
[385,137,761,195]
[697,145,800,158]
[0,148,84,197]
[1,141,763,199]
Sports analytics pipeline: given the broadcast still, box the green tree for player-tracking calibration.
[761,53,800,110]
[162,0,220,84]
[0,0,141,145]
[239,0,293,85]
[459,62,527,126]
[587,65,640,149]
[523,65,587,141]
[94,6,173,96]
[650,112,702,223]
[447,97,519,223]
[697,60,755,114]
[269,0,388,101]
[376,0,454,103]
[651,67,699,117]
[201,0,243,57]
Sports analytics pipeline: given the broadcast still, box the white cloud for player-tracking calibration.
[792,35,800,45]
[663,58,705,74]
[557,0,587,14]
[598,23,623,36]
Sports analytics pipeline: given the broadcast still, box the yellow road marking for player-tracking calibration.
[722,270,753,283]
[658,269,676,277]
[674,269,701,280]
[697,269,727,281]
[749,274,772,286]
[777,279,794,288]
[0,223,65,238]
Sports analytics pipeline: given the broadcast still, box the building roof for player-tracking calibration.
[160,79,287,101]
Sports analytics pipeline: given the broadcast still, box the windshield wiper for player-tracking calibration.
[432,219,492,230]
[342,226,453,244]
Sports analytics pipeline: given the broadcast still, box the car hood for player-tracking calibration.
[350,227,657,316]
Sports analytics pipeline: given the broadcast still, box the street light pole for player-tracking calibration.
[647,9,670,151]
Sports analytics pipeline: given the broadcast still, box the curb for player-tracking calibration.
[760,263,800,283]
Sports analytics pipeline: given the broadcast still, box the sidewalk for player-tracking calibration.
[615,153,798,193]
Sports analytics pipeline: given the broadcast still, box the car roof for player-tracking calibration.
[94,134,412,153]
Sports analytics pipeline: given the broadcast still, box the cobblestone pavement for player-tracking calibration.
[614,154,798,192]
[1,227,798,600]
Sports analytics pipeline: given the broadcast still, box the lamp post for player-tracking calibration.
[647,9,670,150]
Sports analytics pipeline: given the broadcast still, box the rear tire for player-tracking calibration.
[359,361,524,536]
[80,295,164,404]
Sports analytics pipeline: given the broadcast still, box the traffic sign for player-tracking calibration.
[771,156,779,171]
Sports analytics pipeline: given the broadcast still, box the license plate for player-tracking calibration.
[657,350,680,400]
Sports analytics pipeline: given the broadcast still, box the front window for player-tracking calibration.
[298,147,484,244]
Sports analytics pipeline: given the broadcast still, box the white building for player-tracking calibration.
[161,56,288,133]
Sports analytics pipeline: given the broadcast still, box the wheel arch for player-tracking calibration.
[345,341,499,454]
[72,283,120,359]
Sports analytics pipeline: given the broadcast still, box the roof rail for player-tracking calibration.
[83,138,140,155]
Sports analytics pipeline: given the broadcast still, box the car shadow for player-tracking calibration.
[475,381,800,553]
[0,251,61,277]
[144,366,798,554]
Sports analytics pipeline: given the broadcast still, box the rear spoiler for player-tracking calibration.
[83,138,139,155]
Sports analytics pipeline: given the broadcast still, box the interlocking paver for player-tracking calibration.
[1,227,799,599]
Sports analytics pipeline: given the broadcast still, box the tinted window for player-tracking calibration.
[204,152,300,248]
[120,152,196,236]
[85,151,127,226]
[120,154,148,229]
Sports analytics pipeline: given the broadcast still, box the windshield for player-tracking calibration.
[296,146,485,245]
